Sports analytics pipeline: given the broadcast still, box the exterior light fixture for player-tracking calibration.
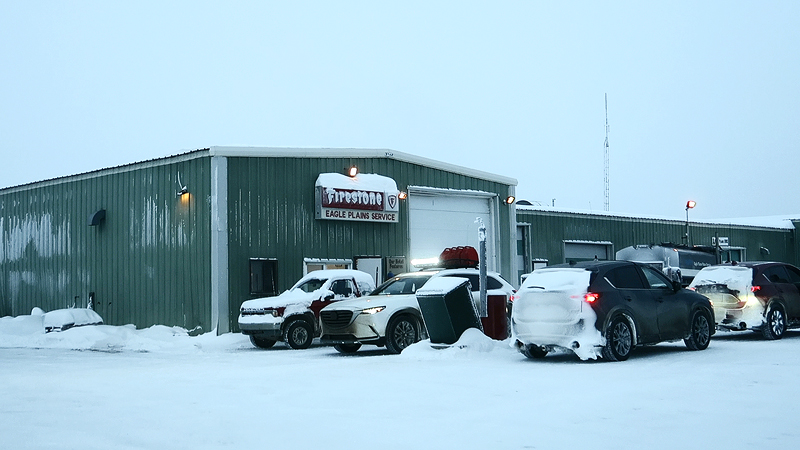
[176,172,188,197]
[398,191,407,200]
[506,196,516,205]
[347,166,358,177]
[685,200,696,245]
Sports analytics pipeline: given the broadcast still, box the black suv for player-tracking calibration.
[689,262,800,339]
[512,260,714,361]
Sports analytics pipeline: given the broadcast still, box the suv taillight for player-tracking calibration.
[584,292,600,303]
[751,285,761,293]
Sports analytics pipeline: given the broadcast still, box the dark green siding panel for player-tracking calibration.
[517,209,796,267]
[0,157,212,331]
[224,156,515,331]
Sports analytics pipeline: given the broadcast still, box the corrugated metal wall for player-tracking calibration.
[516,209,796,266]
[224,155,515,331]
[0,156,212,330]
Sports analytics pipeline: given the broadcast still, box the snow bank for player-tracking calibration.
[400,328,515,360]
[1,307,103,334]
[0,308,251,353]
[0,309,44,335]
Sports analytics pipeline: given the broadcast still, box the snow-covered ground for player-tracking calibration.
[2,319,799,450]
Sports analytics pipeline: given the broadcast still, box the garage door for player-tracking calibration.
[408,189,496,270]
[563,241,612,263]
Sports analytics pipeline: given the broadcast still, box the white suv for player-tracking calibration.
[238,269,375,349]
[319,268,514,354]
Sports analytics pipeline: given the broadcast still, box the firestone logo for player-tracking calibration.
[323,187,384,211]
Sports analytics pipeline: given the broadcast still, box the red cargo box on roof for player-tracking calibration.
[439,246,479,269]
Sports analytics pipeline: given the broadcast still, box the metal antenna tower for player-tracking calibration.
[603,93,610,212]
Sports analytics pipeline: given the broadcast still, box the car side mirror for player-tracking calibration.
[324,293,335,301]
[672,281,682,292]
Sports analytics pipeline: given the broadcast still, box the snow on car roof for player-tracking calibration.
[416,276,470,296]
[294,269,374,286]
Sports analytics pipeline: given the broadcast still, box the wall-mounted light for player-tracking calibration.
[347,166,358,177]
[177,172,188,197]
[506,196,516,205]
[398,191,407,200]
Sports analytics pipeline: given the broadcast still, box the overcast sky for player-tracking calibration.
[2,1,798,221]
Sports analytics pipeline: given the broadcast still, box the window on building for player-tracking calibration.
[304,258,353,274]
[720,248,745,263]
[250,259,278,296]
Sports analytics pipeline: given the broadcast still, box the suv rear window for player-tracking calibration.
[521,268,591,291]
[605,266,645,289]
[689,266,753,294]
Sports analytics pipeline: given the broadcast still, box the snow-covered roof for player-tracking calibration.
[515,205,799,230]
[209,146,517,186]
[2,147,517,192]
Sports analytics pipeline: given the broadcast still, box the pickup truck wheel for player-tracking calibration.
[249,335,277,349]
[334,343,362,354]
[284,320,313,349]
[386,315,419,354]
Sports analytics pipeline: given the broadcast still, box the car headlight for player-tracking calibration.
[361,306,386,315]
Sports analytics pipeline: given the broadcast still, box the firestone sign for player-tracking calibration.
[314,173,400,223]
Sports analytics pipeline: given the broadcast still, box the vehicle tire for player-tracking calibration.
[520,343,548,359]
[284,320,314,349]
[333,343,362,354]
[249,335,277,349]
[762,305,787,340]
[684,311,712,351]
[602,316,633,362]
[385,315,419,354]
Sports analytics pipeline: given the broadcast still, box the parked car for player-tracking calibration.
[238,269,376,349]
[512,260,714,361]
[689,261,800,339]
[319,268,515,354]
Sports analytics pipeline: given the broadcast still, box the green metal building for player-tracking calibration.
[0,147,518,333]
[5,146,798,334]
[514,206,799,284]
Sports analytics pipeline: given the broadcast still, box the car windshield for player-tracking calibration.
[293,278,327,293]
[371,275,433,295]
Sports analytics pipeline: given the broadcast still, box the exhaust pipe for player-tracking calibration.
[571,341,580,349]
[739,322,747,330]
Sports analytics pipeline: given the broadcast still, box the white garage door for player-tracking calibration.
[408,189,496,270]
